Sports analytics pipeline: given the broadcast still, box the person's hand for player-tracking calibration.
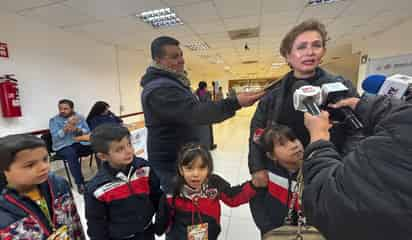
[328,97,360,110]
[252,170,268,188]
[63,124,75,133]
[236,91,266,107]
[304,111,332,143]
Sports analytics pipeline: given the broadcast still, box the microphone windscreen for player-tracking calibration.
[362,74,386,94]
[291,80,310,93]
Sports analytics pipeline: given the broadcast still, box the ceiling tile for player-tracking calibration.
[64,0,165,19]
[163,0,208,7]
[189,20,226,34]
[261,11,299,27]
[17,3,97,28]
[175,1,219,23]
[299,0,351,22]
[161,25,196,37]
[261,0,305,15]
[223,15,259,31]
[215,0,261,18]
[1,0,64,12]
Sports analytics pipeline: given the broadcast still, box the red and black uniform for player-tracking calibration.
[85,157,162,240]
[155,174,257,240]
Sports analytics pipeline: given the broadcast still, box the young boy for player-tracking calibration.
[249,124,304,237]
[85,124,163,240]
[0,134,85,239]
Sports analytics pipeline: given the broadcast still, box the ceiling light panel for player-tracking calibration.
[307,0,342,7]
[139,8,183,28]
[184,40,209,51]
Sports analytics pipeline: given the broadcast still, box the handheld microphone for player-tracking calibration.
[293,81,322,116]
[362,74,412,99]
[321,82,363,130]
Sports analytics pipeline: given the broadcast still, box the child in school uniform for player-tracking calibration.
[0,134,85,239]
[155,143,264,240]
[85,124,162,240]
[249,124,304,237]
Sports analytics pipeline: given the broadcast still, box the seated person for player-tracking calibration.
[85,124,162,240]
[86,101,122,131]
[0,134,84,239]
[249,124,304,237]
[49,99,92,193]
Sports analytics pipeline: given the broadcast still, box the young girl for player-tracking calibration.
[249,124,304,237]
[155,143,261,240]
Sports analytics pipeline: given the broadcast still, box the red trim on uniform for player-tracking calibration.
[220,182,256,207]
[97,176,150,202]
[4,194,51,236]
[268,180,300,210]
[166,196,220,223]
[47,178,58,227]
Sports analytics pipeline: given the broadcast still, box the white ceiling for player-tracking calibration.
[2,0,412,79]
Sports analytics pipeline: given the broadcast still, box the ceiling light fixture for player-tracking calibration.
[307,0,342,7]
[184,40,209,51]
[138,8,183,28]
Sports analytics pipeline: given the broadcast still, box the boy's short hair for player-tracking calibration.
[0,134,46,171]
[260,124,298,154]
[90,124,131,154]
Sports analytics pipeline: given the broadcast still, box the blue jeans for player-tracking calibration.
[57,143,92,185]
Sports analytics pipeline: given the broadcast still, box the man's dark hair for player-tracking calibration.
[151,36,180,60]
[198,81,207,89]
[0,134,46,171]
[90,124,131,154]
[260,124,298,154]
[58,99,74,109]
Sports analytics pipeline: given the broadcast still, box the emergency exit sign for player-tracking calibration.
[0,42,9,58]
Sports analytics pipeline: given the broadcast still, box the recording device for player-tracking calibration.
[293,81,322,116]
[362,74,412,99]
[321,82,363,130]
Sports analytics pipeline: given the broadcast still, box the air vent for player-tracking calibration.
[242,60,259,64]
[228,27,260,40]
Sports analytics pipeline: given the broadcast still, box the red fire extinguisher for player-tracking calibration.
[0,74,22,118]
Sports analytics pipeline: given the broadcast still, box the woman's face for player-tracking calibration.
[286,30,326,78]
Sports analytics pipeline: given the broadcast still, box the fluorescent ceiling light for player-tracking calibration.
[184,40,209,51]
[307,0,341,7]
[271,62,285,68]
[139,8,183,28]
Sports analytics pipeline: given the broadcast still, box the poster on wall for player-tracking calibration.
[366,53,412,77]
[0,42,9,58]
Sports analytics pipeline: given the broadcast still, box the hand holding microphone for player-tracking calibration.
[292,81,323,115]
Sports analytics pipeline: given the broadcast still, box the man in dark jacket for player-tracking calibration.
[140,36,264,190]
[302,95,412,240]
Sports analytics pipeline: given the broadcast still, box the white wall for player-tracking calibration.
[0,13,143,136]
[354,18,412,88]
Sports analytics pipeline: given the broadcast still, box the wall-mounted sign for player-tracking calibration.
[0,42,9,58]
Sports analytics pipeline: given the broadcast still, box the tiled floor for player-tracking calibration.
[58,106,261,240]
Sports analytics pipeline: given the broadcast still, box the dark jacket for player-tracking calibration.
[88,112,123,130]
[140,67,241,172]
[155,174,257,240]
[85,157,162,240]
[250,162,299,235]
[248,68,359,173]
[302,95,412,240]
[0,173,85,239]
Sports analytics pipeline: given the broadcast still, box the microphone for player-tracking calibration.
[292,81,322,115]
[362,74,412,99]
[321,82,363,130]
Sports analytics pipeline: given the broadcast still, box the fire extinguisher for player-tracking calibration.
[0,74,22,118]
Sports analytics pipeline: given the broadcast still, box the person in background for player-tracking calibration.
[215,86,224,101]
[195,81,217,150]
[86,101,122,131]
[248,19,359,189]
[49,99,92,193]
[140,36,264,191]
[0,134,84,239]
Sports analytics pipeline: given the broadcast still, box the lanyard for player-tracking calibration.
[191,196,204,225]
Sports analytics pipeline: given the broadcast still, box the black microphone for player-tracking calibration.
[321,82,363,130]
